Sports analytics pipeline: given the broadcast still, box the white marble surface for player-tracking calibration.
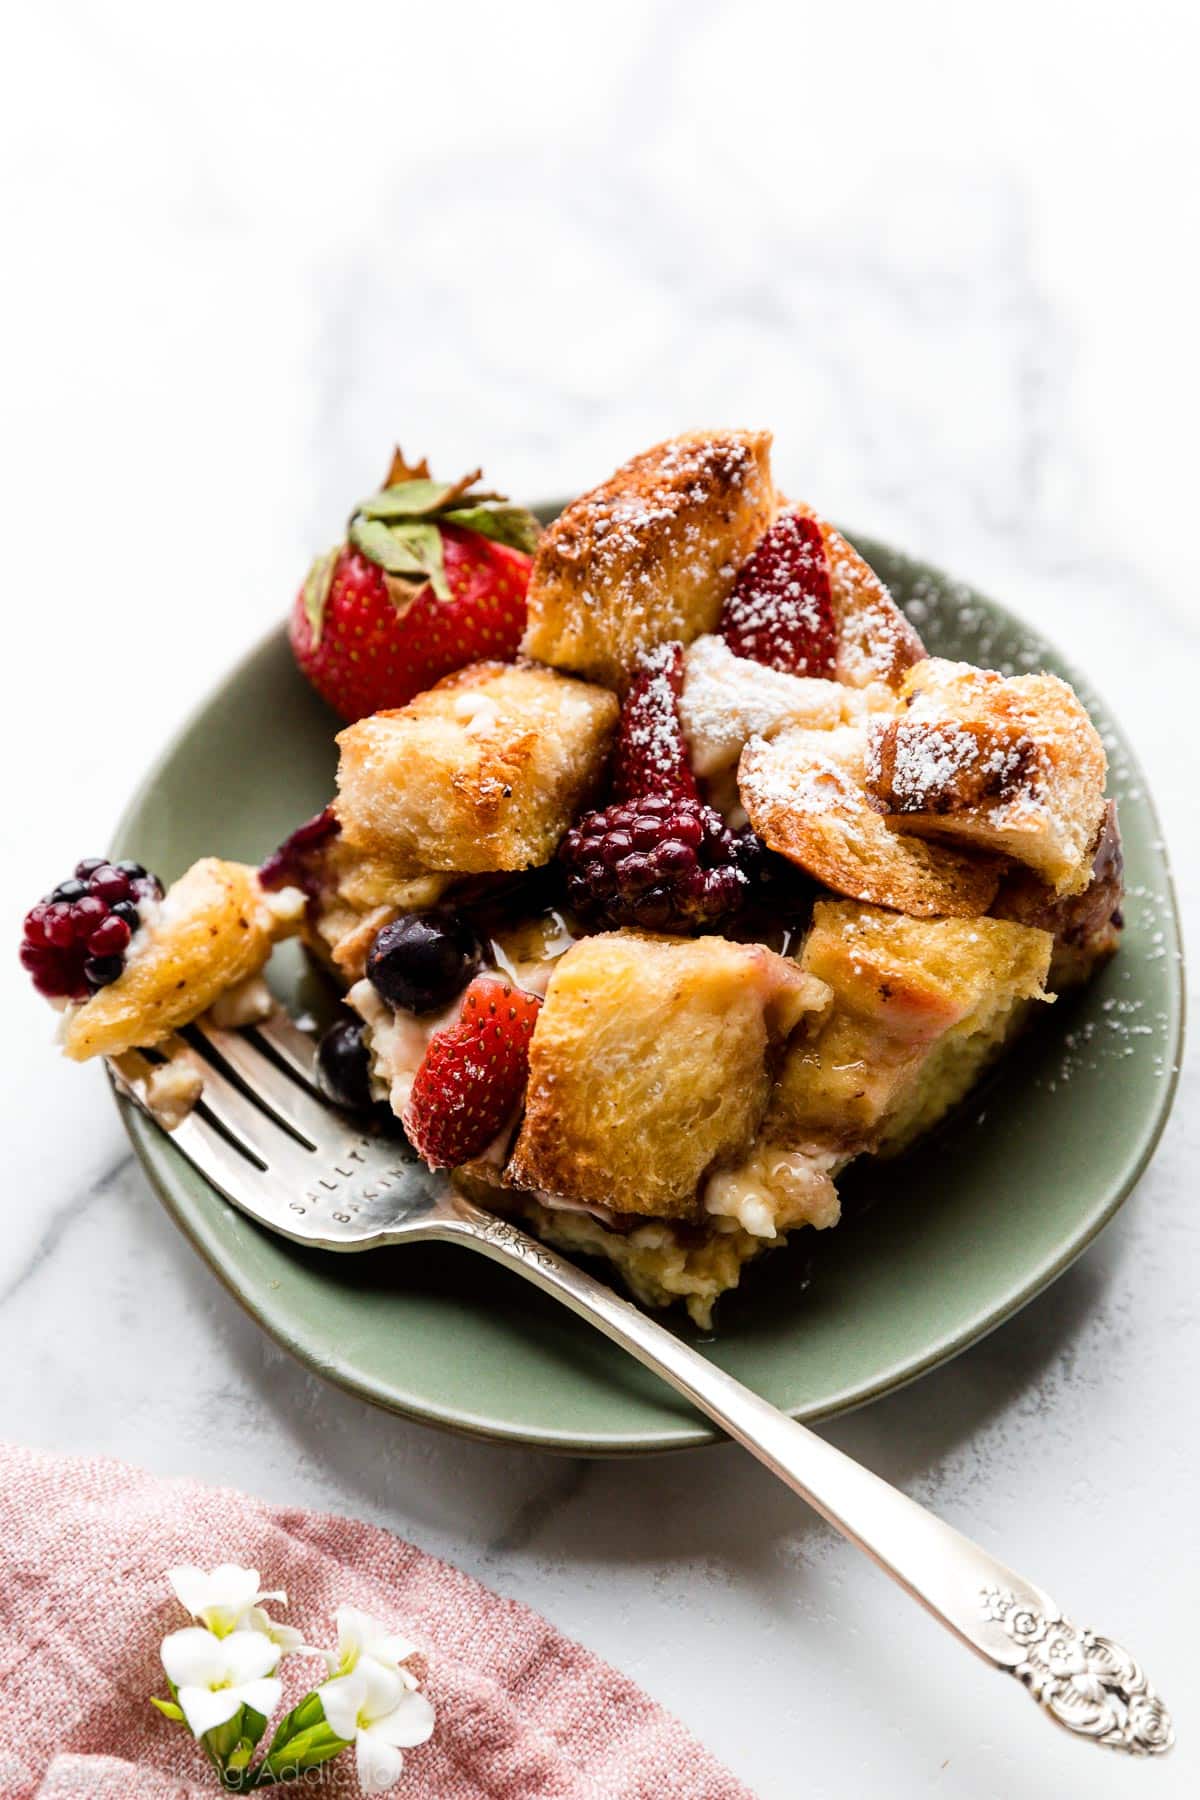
[2,4,1198,1795]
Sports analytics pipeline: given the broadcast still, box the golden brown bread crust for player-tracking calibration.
[792,505,926,689]
[739,724,1001,917]
[866,659,1107,895]
[521,431,776,691]
[506,930,831,1220]
[993,798,1124,988]
[765,900,1053,1153]
[61,859,303,1061]
[334,661,618,876]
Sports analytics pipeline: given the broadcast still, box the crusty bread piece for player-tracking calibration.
[993,798,1124,988]
[335,661,618,876]
[521,431,776,691]
[678,633,891,777]
[765,900,1053,1156]
[790,504,926,689]
[739,723,1000,917]
[61,859,303,1061]
[866,658,1107,896]
[506,930,831,1220]
[479,904,1053,1315]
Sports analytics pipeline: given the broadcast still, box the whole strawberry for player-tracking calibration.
[290,449,542,721]
[404,975,541,1168]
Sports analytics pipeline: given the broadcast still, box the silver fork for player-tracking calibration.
[111,1014,1173,1758]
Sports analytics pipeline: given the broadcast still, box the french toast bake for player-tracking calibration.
[21,432,1125,1325]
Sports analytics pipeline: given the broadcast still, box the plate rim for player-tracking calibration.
[109,535,1187,1455]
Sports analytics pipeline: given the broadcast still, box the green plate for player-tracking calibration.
[112,529,1184,1452]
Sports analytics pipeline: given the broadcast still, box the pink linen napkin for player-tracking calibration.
[0,1444,753,1800]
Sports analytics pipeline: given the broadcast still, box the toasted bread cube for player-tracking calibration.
[792,505,926,689]
[866,658,1107,896]
[507,931,831,1220]
[61,859,303,1061]
[766,900,1053,1155]
[335,662,619,876]
[521,431,776,691]
[993,798,1124,988]
[739,724,1000,917]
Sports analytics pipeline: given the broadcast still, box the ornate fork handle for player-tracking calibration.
[443,1196,1173,1756]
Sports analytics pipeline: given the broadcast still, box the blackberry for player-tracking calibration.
[18,856,163,1002]
[560,796,761,932]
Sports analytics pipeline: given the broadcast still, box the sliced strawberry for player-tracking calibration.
[289,453,541,722]
[719,511,838,678]
[610,641,699,802]
[403,975,541,1169]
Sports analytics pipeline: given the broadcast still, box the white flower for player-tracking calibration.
[161,1625,283,1739]
[241,1604,304,1657]
[167,1563,300,1651]
[319,1658,435,1794]
[317,1604,419,1680]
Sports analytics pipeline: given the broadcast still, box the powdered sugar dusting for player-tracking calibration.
[720,510,836,675]
[743,726,865,817]
[551,433,769,623]
[611,640,698,800]
[819,518,926,686]
[679,634,848,776]
[866,715,1032,814]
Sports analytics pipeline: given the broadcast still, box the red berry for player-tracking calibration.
[610,642,698,803]
[19,855,162,1002]
[71,896,107,932]
[89,865,131,904]
[87,913,132,957]
[23,904,50,946]
[19,941,50,976]
[560,797,761,932]
[43,904,77,948]
[720,511,838,677]
[290,508,535,724]
[403,976,541,1169]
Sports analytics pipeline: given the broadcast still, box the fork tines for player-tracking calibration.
[108,1013,357,1230]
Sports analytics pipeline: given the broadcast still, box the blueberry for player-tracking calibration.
[316,1019,374,1111]
[74,857,105,879]
[111,900,140,930]
[51,878,88,903]
[84,954,124,990]
[366,910,482,1014]
[114,859,147,879]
